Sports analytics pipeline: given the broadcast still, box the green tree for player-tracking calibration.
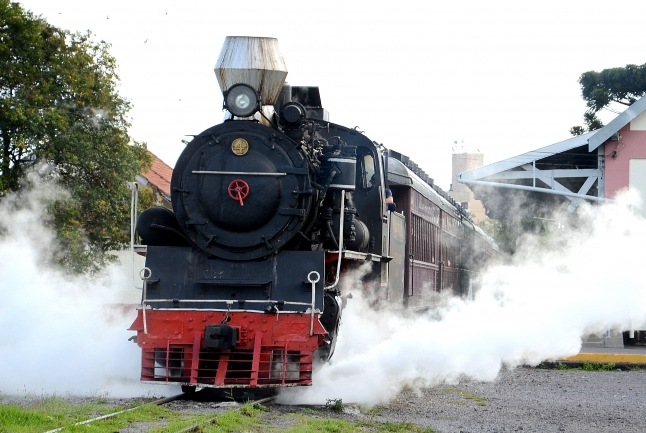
[0,1,151,272]
[570,63,646,135]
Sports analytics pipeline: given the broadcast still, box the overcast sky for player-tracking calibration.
[17,0,646,189]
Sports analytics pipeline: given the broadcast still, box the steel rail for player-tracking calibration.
[174,395,276,433]
[42,393,186,433]
[42,393,276,433]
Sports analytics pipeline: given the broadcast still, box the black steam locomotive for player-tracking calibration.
[129,36,497,391]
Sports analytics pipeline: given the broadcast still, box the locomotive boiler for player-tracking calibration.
[129,36,497,391]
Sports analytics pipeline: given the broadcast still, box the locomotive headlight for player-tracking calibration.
[224,83,261,117]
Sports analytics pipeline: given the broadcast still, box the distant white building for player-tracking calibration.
[449,152,487,223]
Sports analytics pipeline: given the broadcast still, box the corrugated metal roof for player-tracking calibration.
[459,131,594,181]
[459,95,646,182]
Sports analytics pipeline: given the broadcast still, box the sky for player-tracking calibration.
[16,0,646,189]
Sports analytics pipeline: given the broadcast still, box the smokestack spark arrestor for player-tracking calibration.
[215,36,288,112]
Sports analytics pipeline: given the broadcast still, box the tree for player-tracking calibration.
[0,1,151,272]
[570,63,646,135]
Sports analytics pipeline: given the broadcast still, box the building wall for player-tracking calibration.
[604,111,646,206]
[450,152,487,222]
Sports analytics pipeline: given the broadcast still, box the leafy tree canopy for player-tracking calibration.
[570,63,646,135]
[0,1,151,272]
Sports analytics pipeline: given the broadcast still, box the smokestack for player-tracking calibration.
[214,36,288,106]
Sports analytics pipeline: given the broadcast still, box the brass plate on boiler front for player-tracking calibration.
[231,138,249,156]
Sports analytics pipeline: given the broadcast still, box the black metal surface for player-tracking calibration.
[204,324,238,350]
[143,246,325,311]
[171,121,314,260]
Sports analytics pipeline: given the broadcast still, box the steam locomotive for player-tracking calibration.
[129,36,498,391]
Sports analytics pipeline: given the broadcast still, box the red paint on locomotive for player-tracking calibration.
[129,309,328,387]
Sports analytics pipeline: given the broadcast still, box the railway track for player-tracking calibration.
[42,392,276,433]
[171,395,276,433]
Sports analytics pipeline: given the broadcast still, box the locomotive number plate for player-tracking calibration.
[231,138,249,156]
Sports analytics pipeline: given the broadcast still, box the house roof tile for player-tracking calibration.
[142,150,173,198]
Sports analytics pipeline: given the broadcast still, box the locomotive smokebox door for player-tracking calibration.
[204,324,238,350]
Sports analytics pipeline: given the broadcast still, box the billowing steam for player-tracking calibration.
[279,190,646,405]
[3,171,646,402]
[0,170,167,397]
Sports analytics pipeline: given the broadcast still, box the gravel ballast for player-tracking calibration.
[3,366,645,432]
[365,366,646,433]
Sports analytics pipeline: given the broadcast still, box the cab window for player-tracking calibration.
[357,148,376,191]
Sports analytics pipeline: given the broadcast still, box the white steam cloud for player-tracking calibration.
[0,170,169,398]
[280,190,646,405]
[3,171,646,403]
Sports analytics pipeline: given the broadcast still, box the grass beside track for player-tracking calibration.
[538,361,646,371]
[0,397,437,433]
[0,397,172,433]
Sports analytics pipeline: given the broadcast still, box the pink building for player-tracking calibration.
[458,96,646,219]
[602,103,646,202]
